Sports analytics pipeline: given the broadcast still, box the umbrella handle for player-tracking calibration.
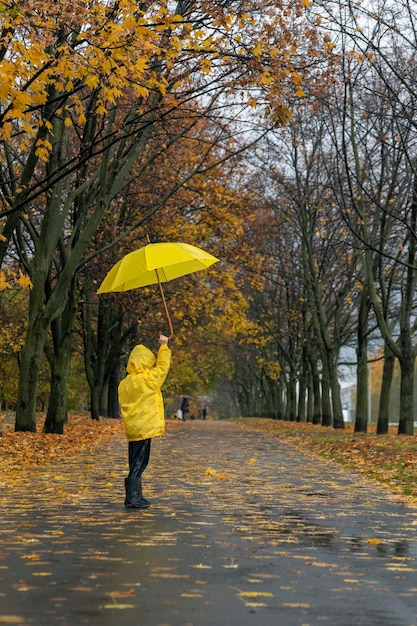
[155,268,174,340]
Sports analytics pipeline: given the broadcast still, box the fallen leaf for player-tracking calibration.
[107,589,136,598]
[344,579,360,583]
[237,591,274,598]
[386,567,416,572]
[21,554,40,560]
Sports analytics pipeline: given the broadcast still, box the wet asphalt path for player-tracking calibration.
[1,420,417,625]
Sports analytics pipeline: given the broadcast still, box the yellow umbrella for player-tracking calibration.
[97,241,219,338]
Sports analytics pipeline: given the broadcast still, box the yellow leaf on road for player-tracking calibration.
[344,579,360,583]
[238,591,274,598]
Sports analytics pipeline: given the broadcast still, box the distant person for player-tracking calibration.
[202,405,207,420]
[180,397,189,421]
[118,334,171,509]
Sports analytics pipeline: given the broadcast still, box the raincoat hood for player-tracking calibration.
[126,344,156,374]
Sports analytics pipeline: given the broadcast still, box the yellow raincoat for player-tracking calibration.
[118,344,171,442]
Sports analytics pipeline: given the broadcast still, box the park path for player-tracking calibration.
[1,419,417,625]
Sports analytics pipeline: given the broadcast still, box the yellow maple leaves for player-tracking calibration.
[205,467,227,479]
[0,0,314,132]
[35,138,53,162]
[0,1,187,150]
[0,271,32,291]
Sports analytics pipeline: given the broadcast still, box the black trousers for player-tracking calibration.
[128,438,151,479]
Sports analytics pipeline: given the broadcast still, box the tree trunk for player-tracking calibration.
[398,352,414,435]
[398,295,416,430]
[297,369,307,422]
[296,346,307,422]
[43,281,78,434]
[286,369,297,421]
[15,328,46,432]
[15,282,49,432]
[90,385,101,421]
[397,179,417,435]
[376,346,395,434]
[99,377,109,417]
[321,370,332,427]
[310,357,322,424]
[330,369,345,430]
[354,287,370,432]
[108,365,121,418]
[355,351,368,433]
[306,369,314,423]
[43,353,70,434]
[273,378,286,420]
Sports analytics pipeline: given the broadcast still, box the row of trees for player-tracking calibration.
[227,0,417,435]
[0,0,321,432]
[2,0,417,436]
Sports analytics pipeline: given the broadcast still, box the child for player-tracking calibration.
[118,334,171,508]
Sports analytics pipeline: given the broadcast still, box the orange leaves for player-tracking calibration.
[205,467,227,479]
[0,1,180,148]
[0,412,123,486]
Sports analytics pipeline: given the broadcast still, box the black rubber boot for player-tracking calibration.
[137,476,151,506]
[124,477,150,509]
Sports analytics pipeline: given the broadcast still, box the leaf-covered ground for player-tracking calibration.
[0,412,123,488]
[2,415,417,624]
[2,412,417,502]
[233,418,417,501]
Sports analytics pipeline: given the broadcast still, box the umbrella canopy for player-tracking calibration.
[97,242,219,294]
[97,241,220,339]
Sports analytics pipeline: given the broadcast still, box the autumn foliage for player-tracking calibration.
[0,411,123,485]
